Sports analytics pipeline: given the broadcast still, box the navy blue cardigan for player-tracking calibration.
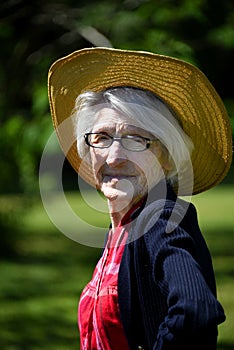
[118,184,225,350]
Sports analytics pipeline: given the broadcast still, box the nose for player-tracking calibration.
[106,140,128,167]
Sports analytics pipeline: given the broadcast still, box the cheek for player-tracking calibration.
[90,150,105,173]
[137,152,164,187]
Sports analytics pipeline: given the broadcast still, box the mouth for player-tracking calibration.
[103,174,135,182]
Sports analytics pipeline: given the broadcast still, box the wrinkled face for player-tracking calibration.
[89,108,170,210]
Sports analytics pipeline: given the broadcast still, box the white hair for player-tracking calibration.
[72,87,194,187]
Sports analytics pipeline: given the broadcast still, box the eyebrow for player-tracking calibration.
[92,124,147,135]
[92,126,115,133]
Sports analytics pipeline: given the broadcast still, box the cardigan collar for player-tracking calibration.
[130,180,177,222]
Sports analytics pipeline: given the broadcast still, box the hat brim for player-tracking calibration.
[48,47,232,195]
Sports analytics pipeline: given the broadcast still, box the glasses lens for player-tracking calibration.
[85,133,148,151]
[122,136,147,151]
[88,133,112,148]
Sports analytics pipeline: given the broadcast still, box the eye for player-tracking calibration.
[91,133,112,145]
[95,133,109,141]
[127,135,146,144]
[135,136,145,144]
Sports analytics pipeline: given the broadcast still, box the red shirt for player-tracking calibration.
[78,224,130,350]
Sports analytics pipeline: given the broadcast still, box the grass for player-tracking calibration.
[191,186,234,349]
[0,185,233,349]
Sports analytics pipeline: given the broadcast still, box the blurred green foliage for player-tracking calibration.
[0,0,233,194]
[0,1,233,347]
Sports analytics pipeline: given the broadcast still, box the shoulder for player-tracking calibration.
[131,196,197,239]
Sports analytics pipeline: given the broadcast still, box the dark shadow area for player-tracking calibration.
[218,342,234,350]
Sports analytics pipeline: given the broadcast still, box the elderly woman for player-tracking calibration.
[48,48,232,350]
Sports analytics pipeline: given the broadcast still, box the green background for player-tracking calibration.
[0,0,233,349]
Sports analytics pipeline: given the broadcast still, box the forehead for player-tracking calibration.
[92,107,150,136]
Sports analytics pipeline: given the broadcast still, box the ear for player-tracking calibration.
[156,143,173,171]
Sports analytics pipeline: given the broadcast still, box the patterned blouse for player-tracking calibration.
[78,219,132,350]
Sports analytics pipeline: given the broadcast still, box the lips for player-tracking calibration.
[97,164,139,185]
[103,174,136,181]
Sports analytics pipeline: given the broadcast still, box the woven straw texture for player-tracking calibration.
[48,47,232,195]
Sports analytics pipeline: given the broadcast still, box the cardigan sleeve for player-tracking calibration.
[153,230,224,349]
[138,202,226,350]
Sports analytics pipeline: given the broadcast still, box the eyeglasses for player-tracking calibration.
[84,132,158,152]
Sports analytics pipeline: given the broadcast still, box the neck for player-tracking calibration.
[108,181,173,229]
[108,202,132,230]
[107,195,145,230]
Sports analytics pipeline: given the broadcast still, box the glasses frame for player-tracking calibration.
[84,132,158,152]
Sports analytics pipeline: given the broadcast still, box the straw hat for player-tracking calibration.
[48,47,232,195]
